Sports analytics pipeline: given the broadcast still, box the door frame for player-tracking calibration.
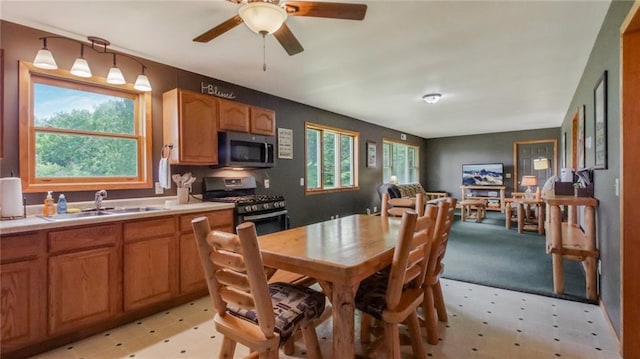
[620,2,640,357]
[513,139,558,190]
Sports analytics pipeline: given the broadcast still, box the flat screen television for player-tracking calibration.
[462,163,504,186]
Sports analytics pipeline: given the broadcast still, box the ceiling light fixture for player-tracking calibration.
[238,2,287,35]
[32,35,152,92]
[422,93,442,104]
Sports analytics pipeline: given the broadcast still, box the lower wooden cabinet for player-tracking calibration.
[123,217,178,311]
[47,224,120,336]
[178,210,233,294]
[0,208,232,357]
[0,232,46,353]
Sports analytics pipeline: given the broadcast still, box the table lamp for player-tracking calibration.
[521,175,538,199]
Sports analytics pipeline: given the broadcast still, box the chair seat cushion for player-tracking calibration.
[227,282,326,343]
[355,271,390,320]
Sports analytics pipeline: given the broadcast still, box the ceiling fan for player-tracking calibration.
[193,0,367,56]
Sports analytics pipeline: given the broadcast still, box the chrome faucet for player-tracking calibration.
[95,190,107,210]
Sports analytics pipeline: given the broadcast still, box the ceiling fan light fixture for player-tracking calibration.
[239,2,287,35]
[422,93,442,104]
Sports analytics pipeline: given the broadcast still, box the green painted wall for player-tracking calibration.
[560,0,634,336]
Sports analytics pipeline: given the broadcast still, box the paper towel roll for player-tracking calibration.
[1,178,24,218]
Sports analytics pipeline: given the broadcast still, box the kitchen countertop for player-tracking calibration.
[0,196,234,235]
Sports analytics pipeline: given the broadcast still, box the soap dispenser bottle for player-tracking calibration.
[57,194,67,214]
[43,191,56,217]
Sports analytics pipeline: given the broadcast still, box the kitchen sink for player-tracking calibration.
[106,207,166,214]
[39,207,167,221]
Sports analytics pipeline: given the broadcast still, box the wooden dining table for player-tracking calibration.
[258,214,402,358]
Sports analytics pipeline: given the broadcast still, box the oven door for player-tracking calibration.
[239,209,288,236]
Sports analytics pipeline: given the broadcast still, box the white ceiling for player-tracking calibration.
[1,0,611,139]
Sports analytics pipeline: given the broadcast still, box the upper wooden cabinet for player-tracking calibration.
[218,98,276,136]
[163,89,219,165]
[218,98,250,133]
[250,106,276,136]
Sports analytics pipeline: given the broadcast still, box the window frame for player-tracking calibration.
[18,61,152,193]
[382,138,420,184]
[305,122,359,194]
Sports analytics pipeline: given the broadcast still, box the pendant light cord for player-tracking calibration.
[261,31,267,72]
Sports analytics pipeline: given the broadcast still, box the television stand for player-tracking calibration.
[460,185,506,212]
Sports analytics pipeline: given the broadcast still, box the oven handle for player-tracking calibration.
[242,209,288,221]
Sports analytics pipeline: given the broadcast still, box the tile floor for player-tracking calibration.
[32,279,620,359]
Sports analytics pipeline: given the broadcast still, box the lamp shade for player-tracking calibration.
[533,158,550,170]
[521,175,538,187]
[239,2,287,34]
[134,74,152,92]
[70,58,92,78]
[33,48,58,70]
[106,67,126,85]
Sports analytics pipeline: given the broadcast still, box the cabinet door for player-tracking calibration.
[0,258,46,351]
[124,237,177,310]
[179,232,207,294]
[174,90,218,164]
[49,246,120,335]
[218,98,250,132]
[179,210,233,294]
[250,106,276,135]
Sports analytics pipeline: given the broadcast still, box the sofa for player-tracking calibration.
[377,183,448,202]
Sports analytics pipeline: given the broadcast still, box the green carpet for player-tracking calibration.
[442,210,592,303]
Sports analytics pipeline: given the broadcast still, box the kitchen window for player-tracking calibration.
[383,139,419,184]
[18,61,152,192]
[305,122,359,193]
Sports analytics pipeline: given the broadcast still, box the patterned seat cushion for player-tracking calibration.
[227,282,326,343]
[355,271,390,320]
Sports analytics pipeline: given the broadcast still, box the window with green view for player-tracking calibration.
[305,123,358,193]
[383,140,420,184]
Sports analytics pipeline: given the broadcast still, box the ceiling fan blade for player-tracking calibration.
[193,15,243,43]
[273,23,304,56]
[283,1,367,20]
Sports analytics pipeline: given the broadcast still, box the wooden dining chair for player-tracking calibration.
[420,197,456,345]
[192,217,326,359]
[356,210,433,358]
[381,192,425,218]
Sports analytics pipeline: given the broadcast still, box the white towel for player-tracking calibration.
[159,157,171,189]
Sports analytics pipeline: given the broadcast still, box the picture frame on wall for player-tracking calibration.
[594,70,608,169]
[366,141,377,168]
[577,104,586,169]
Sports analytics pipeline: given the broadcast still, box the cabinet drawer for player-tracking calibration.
[124,216,176,242]
[1,232,45,263]
[180,209,233,232]
[48,224,119,254]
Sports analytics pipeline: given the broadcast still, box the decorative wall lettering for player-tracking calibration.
[201,82,236,99]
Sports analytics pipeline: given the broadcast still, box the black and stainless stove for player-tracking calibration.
[202,176,288,235]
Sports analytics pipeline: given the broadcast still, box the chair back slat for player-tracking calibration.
[215,269,251,291]
[425,198,457,284]
[211,251,246,272]
[219,287,257,309]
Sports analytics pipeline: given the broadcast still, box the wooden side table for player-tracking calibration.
[460,199,486,223]
[505,197,545,235]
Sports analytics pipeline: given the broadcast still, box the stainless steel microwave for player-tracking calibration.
[218,131,275,168]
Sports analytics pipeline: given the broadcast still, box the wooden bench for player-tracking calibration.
[544,195,599,301]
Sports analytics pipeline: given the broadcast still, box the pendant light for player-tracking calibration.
[70,44,92,78]
[31,35,152,92]
[33,38,58,70]
[106,53,126,85]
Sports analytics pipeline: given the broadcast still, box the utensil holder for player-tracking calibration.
[177,188,189,204]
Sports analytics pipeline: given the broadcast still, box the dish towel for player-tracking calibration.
[159,146,171,189]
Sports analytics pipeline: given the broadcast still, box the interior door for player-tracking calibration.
[514,140,558,193]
